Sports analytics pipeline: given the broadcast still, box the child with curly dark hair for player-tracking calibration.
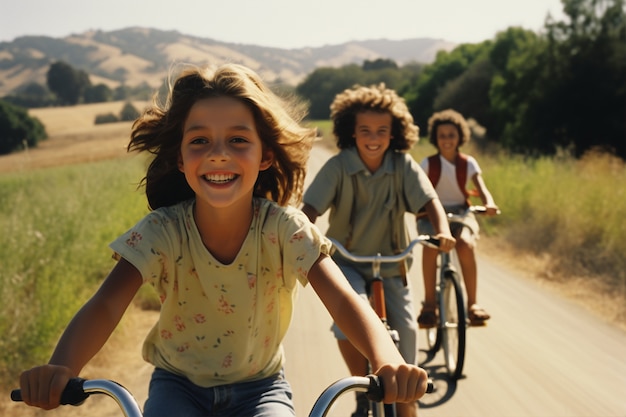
[18,66,431,417]
[302,84,454,417]
[417,109,499,329]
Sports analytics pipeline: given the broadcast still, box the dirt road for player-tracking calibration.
[6,143,626,417]
[286,145,626,416]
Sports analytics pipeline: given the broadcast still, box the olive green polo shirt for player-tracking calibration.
[303,147,437,278]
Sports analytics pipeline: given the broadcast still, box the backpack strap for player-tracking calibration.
[344,174,358,250]
[427,154,441,187]
[456,153,471,207]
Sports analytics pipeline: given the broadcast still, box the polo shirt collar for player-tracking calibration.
[343,147,396,176]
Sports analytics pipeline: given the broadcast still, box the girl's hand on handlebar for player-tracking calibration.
[434,233,456,252]
[374,363,430,403]
[19,364,74,410]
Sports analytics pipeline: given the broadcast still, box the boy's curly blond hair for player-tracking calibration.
[330,83,419,151]
[427,109,471,148]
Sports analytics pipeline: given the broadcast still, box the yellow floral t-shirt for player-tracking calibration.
[110,198,331,387]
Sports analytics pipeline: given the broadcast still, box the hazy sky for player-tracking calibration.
[2,0,567,48]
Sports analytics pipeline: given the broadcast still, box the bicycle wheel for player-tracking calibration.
[440,270,466,379]
[424,291,442,353]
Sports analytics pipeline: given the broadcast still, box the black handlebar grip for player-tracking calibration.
[10,389,22,402]
[11,377,89,406]
[365,375,435,401]
[426,237,440,247]
[366,375,384,402]
[426,379,435,393]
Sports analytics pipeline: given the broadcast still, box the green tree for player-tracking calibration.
[486,27,545,150]
[0,100,47,154]
[362,58,398,70]
[488,0,626,157]
[46,61,91,105]
[296,60,421,120]
[543,0,626,157]
[83,84,113,103]
[2,82,55,108]
[405,42,492,130]
[433,58,496,128]
[296,65,363,119]
[119,101,140,121]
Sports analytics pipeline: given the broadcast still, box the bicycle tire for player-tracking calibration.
[424,305,442,353]
[440,270,466,379]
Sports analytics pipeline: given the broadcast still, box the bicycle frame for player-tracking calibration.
[422,205,500,379]
[328,236,436,416]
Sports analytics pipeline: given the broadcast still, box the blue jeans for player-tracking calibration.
[143,368,295,417]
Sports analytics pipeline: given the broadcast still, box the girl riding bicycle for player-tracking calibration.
[17,64,430,417]
[302,83,455,417]
[417,109,500,328]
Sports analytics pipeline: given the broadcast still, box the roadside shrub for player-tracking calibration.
[0,100,47,154]
[119,102,140,122]
[95,112,119,124]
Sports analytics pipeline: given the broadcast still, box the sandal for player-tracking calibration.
[417,304,438,329]
[468,304,490,326]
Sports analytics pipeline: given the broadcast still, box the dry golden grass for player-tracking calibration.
[0,101,147,173]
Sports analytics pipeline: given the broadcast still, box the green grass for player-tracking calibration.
[412,140,626,287]
[0,156,150,383]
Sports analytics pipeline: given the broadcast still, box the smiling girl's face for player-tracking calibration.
[353,110,393,173]
[178,96,273,210]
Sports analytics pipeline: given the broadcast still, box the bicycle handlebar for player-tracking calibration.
[12,375,433,417]
[329,235,439,264]
[309,375,434,417]
[11,378,143,417]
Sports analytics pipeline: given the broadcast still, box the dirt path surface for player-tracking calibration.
[4,112,625,416]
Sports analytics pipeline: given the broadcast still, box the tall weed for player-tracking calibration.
[412,140,626,291]
[0,156,149,383]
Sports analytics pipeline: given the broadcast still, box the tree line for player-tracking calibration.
[298,0,625,159]
[1,0,624,158]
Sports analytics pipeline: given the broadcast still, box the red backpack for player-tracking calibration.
[427,153,479,207]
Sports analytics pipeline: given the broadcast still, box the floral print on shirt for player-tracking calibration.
[110,198,331,388]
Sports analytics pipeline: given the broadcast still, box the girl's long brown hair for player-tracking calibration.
[129,63,315,209]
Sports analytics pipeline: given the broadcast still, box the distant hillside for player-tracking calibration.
[0,27,455,96]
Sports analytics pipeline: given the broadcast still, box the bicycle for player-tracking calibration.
[11,375,434,417]
[328,236,437,417]
[421,205,500,380]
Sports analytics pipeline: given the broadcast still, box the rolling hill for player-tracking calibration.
[0,27,455,96]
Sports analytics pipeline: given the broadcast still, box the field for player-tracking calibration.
[0,101,148,173]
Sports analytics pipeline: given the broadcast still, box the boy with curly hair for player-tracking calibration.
[302,84,455,417]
